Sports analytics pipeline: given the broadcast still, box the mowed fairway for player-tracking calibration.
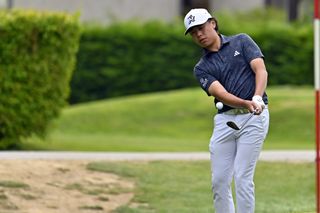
[22,86,314,151]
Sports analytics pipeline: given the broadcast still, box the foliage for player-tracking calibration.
[70,21,200,103]
[0,10,81,148]
[70,9,313,104]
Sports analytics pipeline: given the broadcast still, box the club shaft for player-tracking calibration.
[239,112,255,129]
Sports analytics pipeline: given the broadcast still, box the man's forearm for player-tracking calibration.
[208,81,254,110]
[250,58,268,97]
[254,69,268,97]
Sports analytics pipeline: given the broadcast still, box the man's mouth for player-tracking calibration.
[199,38,207,44]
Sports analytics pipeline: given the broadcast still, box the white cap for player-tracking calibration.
[184,8,212,35]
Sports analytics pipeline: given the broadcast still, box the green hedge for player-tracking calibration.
[70,10,313,104]
[0,10,81,148]
[260,27,313,85]
[70,22,201,103]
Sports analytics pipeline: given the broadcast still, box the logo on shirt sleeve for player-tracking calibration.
[200,78,208,88]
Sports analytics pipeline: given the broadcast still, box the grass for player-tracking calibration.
[0,181,29,188]
[21,86,314,151]
[79,205,104,210]
[87,160,315,213]
[15,86,316,212]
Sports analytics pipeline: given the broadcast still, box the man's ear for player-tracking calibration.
[211,20,216,30]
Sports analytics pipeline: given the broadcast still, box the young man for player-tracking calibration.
[184,8,269,213]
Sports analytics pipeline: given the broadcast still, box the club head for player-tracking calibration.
[226,121,240,130]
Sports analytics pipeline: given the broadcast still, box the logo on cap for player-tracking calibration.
[188,15,195,25]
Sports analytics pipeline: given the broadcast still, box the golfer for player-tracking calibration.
[184,8,269,213]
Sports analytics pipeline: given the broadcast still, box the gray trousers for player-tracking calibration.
[209,109,269,213]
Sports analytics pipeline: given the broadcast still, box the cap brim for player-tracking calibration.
[184,23,201,35]
[184,19,210,35]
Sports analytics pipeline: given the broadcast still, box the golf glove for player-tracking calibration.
[252,95,265,109]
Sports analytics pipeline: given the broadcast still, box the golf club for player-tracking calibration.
[226,110,257,130]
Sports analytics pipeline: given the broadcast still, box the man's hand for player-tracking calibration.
[252,95,265,114]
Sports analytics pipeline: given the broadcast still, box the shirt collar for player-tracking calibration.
[203,34,230,54]
[220,34,231,46]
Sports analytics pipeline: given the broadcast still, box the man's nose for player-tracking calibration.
[195,29,202,37]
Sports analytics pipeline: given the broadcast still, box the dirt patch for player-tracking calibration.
[0,160,134,213]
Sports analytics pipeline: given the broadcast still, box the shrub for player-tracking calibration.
[70,9,313,104]
[70,21,201,103]
[0,10,81,148]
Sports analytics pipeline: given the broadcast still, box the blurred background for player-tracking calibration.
[0,0,313,23]
[0,1,317,212]
[0,0,315,151]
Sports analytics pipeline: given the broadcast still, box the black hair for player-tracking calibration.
[209,17,219,32]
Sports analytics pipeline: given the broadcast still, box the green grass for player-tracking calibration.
[21,86,315,151]
[0,180,29,188]
[87,161,315,213]
[79,205,104,210]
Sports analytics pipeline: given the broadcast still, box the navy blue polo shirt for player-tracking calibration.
[193,33,268,113]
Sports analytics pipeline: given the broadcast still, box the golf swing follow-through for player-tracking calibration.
[184,8,269,213]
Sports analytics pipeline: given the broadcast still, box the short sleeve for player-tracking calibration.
[240,34,264,63]
[193,64,217,96]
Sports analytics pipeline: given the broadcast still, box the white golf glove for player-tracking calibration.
[252,95,265,110]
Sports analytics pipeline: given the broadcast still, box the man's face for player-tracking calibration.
[189,21,216,48]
